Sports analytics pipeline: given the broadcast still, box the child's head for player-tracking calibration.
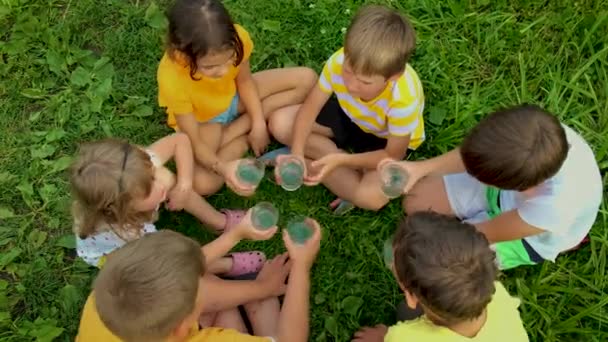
[70,139,166,239]
[461,104,568,191]
[167,0,243,79]
[94,230,206,341]
[343,5,415,100]
[392,211,497,326]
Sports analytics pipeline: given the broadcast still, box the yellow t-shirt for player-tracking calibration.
[384,282,529,342]
[318,48,425,149]
[157,24,254,129]
[76,294,271,342]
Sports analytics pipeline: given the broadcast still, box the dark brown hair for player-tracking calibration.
[70,139,156,239]
[167,0,244,80]
[393,211,498,325]
[94,230,206,342]
[460,104,568,191]
[345,5,415,78]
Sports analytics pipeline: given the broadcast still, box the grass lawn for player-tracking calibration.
[1,0,607,341]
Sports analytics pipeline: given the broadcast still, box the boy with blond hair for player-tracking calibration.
[353,212,528,341]
[76,222,322,342]
[269,5,424,213]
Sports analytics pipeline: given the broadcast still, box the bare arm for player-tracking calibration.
[414,147,466,176]
[275,265,311,342]
[175,113,227,175]
[291,86,331,156]
[475,210,545,243]
[340,135,410,170]
[236,61,264,125]
[200,274,277,312]
[147,133,193,191]
[200,229,241,265]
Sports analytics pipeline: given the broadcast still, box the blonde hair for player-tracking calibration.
[69,139,156,239]
[94,230,206,341]
[344,5,416,78]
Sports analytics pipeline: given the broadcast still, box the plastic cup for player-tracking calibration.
[251,202,279,230]
[382,237,394,268]
[286,216,314,245]
[278,157,305,191]
[380,163,409,199]
[237,159,265,187]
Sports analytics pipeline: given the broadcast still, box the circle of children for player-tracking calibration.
[72,0,603,341]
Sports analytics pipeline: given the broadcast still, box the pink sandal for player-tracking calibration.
[224,251,266,277]
[219,209,247,233]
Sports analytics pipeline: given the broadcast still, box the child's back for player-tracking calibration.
[384,212,528,341]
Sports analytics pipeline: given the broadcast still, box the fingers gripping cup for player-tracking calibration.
[251,202,279,230]
[286,217,314,244]
[237,159,265,188]
[380,163,409,199]
[278,157,305,191]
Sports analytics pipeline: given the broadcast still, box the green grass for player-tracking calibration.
[0,0,607,341]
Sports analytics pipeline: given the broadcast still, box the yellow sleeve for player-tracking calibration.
[318,48,343,94]
[157,55,194,116]
[235,24,254,63]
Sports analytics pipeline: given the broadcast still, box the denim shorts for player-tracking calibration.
[208,94,240,124]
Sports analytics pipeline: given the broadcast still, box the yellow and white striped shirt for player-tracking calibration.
[318,48,425,149]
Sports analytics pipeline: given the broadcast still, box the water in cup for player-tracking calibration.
[286,217,314,244]
[251,202,279,230]
[237,159,265,187]
[381,163,409,199]
[279,157,305,191]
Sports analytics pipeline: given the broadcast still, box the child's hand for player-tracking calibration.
[220,160,256,197]
[234,209,278,241]
[248,121,270,157]
[351,325,388,342]
[377,159,423,194]
[256,253,291,296]
[283,218,322,270]
[166,183,189,211]
[305,153,347,185]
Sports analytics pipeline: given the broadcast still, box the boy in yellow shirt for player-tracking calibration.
[76,224,322,342]
[352,212,528,342]
[269,5,425,213]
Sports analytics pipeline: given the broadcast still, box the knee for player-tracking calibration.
[297,67,318,90]
[268,110,293,145]
[193,168,224,195]
[402,188,428,215]
[354,193,388,212]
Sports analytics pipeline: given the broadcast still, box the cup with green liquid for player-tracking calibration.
[286,216,314,244]
[250,202,279,231]
[380,163,409,199]
[237,158,265,188]
[278,156,305,191]
[383,236,394,269]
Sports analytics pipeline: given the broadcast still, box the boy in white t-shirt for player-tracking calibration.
[384,104,602,269]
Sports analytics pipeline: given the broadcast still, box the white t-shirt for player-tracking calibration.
[499,125,603,261]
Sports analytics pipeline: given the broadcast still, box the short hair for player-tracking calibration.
[344,5,416,78]
[94,230,205,341]
[460,104,568,191]
[393,212,498,325]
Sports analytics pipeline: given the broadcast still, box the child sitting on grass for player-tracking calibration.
[158,0,316,198]
[76,220,322,342]
[352,211,528,341]
[269,4,425,214]
[387,104,602,270]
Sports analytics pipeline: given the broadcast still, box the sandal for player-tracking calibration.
[220,209,247,233]
[224,251,267,278]
[330,198,355,216]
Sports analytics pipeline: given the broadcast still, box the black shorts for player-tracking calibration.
[315,98,387,153]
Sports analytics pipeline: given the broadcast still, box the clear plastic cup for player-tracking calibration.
[251,202,279,231]
[278,156,305,191]
[286,216,314,244]
[380,163,409,199]
[237,158,265,187]
[382,237,394,268]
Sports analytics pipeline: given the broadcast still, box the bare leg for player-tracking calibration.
[402,175,454,215]
[221,67,317,146]
[212,308,248,333]
[244,297,280,336]
[207,257,233,274]
[182,190,226,229]
[268,104,334,150]
[192,135,249,195]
